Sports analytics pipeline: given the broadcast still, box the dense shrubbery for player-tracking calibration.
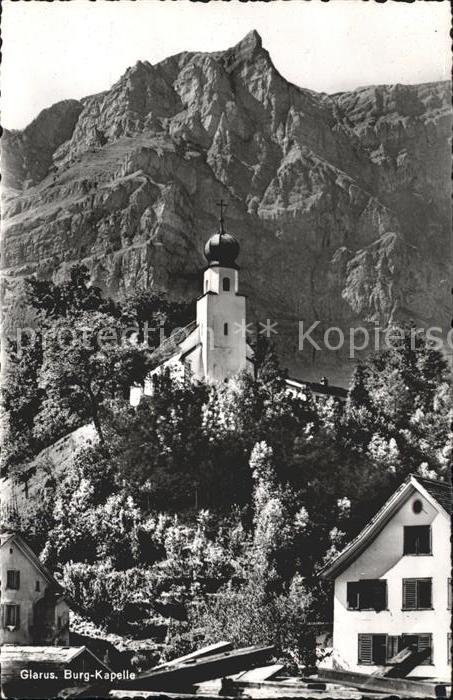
[2,267,451,671]
[1,266,193,475]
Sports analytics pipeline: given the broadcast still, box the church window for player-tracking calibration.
[223,277,231,291]
[6,570,20,590]
[224,323,228,336]
[36,580,41,592]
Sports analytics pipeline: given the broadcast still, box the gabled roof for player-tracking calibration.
[0,531,63,592]
[415,475,452,515]
[1,644,111,670]
[148,320,198,366]
[319,474,451,579]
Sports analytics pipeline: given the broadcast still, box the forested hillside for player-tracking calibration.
[2,267,450,670]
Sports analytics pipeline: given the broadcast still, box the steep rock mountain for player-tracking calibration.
[2,31,451,384]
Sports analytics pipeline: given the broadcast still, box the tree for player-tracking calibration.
[2,266,121,474]
[102,371,212,510]
[249,332,284,383]
[36,312,150,443]
[190,568,317,671]
[341,327,452,476]
[121,289,194,347]
[60,562,156,632]
[25,265,118,319]
[1,332,44,474]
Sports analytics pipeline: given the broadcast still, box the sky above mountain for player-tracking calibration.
[2,0,451,130]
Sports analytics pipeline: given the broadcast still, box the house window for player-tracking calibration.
[400,634,432,665]
[222,277,231,292]
[359,633,432,667]
[403,578,432,610]
[403,525,431,555]
[3,604,20,629]
[387,635,400,662]
[347,580,387,611]
[35,581,41,592]
[223,322,228,336]
[358,634,387,665]
[389,634,432,665]
[57,615,62,629]
[6,570,20,590]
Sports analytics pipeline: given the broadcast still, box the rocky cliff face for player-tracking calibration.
[2,31,451,383]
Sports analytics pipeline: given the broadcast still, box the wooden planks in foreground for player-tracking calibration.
[117,645,275,691]
[65,642,451,699]
[315,667,450,699]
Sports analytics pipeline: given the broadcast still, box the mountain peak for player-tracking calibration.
[224,29,264,63]
[240,29,263,51]
[233,29,263,54]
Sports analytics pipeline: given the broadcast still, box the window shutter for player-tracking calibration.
[418,633,432,665]
[375,580,387,611]
[403,579,417,609]
[373,635,388,665]
[403,527,415,554]
[418,579,432,609]
[6,570,20,590]
[347,582,359,609]
[16,605,20,628]
[5,605,13,627]
[358,634,373,664]
[417,527,431,554]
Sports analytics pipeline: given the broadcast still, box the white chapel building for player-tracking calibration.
[320,474,452,681]
[131,216,254,405]
[130,213,348,405]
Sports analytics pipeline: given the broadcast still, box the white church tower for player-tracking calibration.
[196,205,249,382]
[130,204,253,405]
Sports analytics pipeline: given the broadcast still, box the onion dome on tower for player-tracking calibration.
[204,201,240,269]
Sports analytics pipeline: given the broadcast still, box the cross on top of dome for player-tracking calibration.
[204,200,240,268]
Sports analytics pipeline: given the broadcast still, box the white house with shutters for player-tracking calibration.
[0,530,70,646]
[320,474,452,681]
